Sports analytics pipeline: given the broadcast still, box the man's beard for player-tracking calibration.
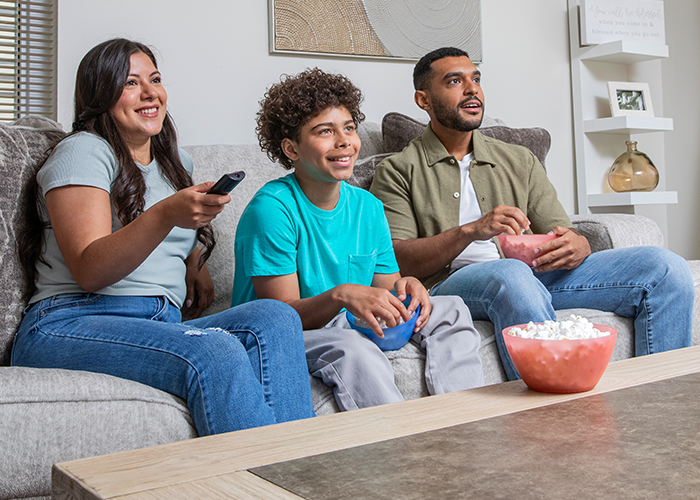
[432,96,484,132]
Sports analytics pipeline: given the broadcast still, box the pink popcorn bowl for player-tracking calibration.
[497,233,558,266]
[502,324,618,394]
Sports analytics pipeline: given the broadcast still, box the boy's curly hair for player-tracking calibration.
[256,68,365,169]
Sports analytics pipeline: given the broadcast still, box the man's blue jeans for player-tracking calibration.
[432,246,694,380]
[11,294,315,435]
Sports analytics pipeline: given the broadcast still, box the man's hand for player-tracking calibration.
[182,253,215,318]
[393,276,432,332]
[393,205,531,280]
[532,227,591,272]
[465,205,531,241]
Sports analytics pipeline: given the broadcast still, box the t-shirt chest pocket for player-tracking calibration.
[347,251,377,286]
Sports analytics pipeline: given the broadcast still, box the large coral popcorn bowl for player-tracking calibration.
[502,324,618,394]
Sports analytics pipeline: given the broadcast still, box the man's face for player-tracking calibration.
[421,56,485,132]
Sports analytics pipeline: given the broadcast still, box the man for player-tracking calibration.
[370,46,693,380]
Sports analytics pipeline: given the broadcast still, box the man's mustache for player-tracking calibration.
[458,96,483,108]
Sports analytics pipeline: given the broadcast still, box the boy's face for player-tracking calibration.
[282,106,361,184]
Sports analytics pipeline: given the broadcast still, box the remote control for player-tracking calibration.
[207,171,245,195]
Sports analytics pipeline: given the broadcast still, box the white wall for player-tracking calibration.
[56,0,699,258]
[56,0,575,211]
[661,0,700,259]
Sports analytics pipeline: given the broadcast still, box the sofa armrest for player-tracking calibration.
[571,214,664,253]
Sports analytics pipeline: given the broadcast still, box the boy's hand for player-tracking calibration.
[338,284,410,339]
[394,277,431,332]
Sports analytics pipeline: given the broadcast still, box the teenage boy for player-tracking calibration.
[231,68,484,411]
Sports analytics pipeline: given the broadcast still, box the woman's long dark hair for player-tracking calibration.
[18,38,215,300]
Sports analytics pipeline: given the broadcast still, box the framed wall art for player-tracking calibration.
[607,81,654,117]
[580,0,665,46]
[268,0,483,63]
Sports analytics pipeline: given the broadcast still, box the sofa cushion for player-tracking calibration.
[348,153,394,191]
[0,366,196,500]
[381,112,551,167]
[185,144,289,316]
[356,121,383,160]
[0,116,66,366]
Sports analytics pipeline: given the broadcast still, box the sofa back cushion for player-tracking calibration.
[185,144,291,316]
[381,112,552,168]
[0,116,66,365]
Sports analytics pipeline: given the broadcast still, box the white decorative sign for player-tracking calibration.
[581,0,665,46]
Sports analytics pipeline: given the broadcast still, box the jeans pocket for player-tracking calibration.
[347,251,377,286]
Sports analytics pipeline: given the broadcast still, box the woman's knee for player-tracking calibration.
[237,300,301,334]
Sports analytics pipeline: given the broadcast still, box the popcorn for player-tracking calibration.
[507,315,610,340]
[355,310,416,330]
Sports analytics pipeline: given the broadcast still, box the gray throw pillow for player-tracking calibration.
[0,116,66,365]
[381,112,551,167]
[347,153,394,191]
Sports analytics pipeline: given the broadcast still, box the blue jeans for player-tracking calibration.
[432,246,694,380]
[11,294,315,435]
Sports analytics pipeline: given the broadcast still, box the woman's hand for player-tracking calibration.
[393,276,432,332]
[156,182,231,230]
[182,249,215,318]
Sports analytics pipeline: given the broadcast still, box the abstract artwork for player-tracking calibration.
[269,0,482,62]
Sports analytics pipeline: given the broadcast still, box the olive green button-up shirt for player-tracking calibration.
[369,125,571,290]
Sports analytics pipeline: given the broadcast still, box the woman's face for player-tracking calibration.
[109,51,167,153]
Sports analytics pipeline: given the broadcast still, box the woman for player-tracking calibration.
[11,38,314,435]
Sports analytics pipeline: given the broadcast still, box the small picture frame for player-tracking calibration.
[607,82,655,117]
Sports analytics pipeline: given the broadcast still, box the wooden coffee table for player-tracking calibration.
[53,346,700,500]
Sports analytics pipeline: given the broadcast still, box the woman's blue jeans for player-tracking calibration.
[11,294,315,435]
[433,246,694,380]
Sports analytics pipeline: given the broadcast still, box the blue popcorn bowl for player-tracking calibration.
[346,295,420,351]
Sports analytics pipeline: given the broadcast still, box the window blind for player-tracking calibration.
[0,0,57,122]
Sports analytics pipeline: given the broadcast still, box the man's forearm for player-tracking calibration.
[393,225,473,279]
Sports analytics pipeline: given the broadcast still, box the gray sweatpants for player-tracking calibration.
[304,295,484,411]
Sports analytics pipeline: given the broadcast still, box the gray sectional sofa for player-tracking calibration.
[1,114,698,500]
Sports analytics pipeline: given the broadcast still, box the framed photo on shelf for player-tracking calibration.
[607,82,655,117]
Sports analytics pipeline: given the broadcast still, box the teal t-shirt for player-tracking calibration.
[31,132,197,307]
[231,174,399,306]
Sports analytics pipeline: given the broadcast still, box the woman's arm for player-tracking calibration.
[252,273,410,338]
[46,182,228,292]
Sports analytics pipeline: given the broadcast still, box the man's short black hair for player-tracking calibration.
[413,47,470,91]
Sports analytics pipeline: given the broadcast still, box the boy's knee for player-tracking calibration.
[430,295,471,319]
[315,334,386,370]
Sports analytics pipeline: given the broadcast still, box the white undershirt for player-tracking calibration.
[450,152,500,273]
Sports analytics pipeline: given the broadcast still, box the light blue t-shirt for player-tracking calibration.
[231,174,399,306]
[31,132,197,307]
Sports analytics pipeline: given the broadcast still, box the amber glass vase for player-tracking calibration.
[608,141,659,192]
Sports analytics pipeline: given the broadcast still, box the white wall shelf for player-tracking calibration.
[568,0,676,223]
[580,40,669,63]
[588,191,678,208]
[584,117,674,134]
